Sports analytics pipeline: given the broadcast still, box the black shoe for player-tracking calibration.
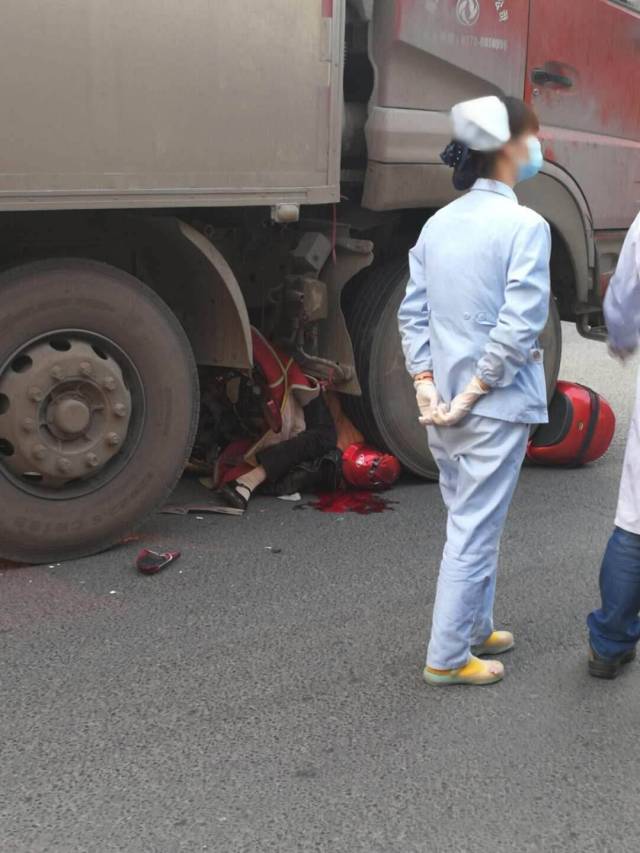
[219,481,250,511]
[588,644,636,679]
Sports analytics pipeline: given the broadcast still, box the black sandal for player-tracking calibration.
[219,480,251,511]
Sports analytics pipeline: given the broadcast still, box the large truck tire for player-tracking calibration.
[0,260,199,563]
[344,258,562,480]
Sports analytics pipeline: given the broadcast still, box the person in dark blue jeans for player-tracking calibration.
[588,528,640,678]
[587,210,640,678]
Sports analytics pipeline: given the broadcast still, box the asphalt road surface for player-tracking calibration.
[3,324,640,853]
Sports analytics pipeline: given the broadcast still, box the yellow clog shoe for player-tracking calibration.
[423,655,504,686]
[472,630,514,657]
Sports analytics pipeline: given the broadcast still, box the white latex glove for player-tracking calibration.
[430,376,489,427]
[608,343,637,363]
[414,377,440,426]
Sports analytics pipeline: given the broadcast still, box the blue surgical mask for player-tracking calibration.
[517,136,543,183]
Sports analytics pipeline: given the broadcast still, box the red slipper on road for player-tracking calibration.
[136,549,181,575]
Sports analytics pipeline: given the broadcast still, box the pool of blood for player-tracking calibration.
[310,490,396,515]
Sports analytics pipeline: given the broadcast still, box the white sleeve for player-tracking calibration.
[477,216,551,388]
[398,226,433,376]
[604,215,640,352]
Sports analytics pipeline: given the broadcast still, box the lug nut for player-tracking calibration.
[32,444,47,461]
[79,362,93,377]
[86,453,99,469]
[28,386,44,402]
[106,432,121,447]
[50,366,64,382]
[113,403,127,418]
[21,418,36,433]
[102,376,116,391]
[57,458,71,474]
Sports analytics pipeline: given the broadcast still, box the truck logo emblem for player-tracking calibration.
[456,0,480,26]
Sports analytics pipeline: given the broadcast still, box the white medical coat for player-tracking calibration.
[604,211,640,534]
[398,179,551,424]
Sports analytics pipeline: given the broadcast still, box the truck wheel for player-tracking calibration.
[0,260,199,563]
[344,258,562,480]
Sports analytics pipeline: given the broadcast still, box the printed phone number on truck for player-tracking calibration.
[431,31,508,51]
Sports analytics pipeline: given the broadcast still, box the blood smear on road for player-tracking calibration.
[310,491,396,515]
[0,566,121,632]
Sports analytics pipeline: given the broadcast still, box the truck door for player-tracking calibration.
[526,0,640,229]
[372,0,530,111]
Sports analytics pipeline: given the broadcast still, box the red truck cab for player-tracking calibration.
[343,0,640,476]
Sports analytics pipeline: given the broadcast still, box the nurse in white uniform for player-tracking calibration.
[398,96,551,686]
[587,212,640,679]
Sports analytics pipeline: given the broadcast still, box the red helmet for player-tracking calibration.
[342,443,402,489]
[527,381,615,466]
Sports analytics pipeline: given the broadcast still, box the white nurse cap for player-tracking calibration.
[450,96,511,152]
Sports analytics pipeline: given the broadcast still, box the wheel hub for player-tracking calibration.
[50,397,92,436]
[0,336,132,489]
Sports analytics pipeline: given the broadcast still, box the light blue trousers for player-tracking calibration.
[426,415,529,670]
